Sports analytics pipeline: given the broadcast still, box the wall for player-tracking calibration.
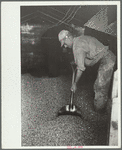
[21,23,48,74]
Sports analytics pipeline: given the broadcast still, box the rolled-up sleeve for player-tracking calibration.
[73,41,87,71]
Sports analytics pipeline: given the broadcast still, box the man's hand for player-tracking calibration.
[71,82,77,93]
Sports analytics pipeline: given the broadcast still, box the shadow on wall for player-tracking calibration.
[84,27,117,57]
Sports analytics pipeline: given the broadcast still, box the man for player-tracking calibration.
[58,30,116,113]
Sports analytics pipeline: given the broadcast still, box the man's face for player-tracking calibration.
[61,36,73,48]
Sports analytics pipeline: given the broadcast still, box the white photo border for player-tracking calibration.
[1,1,121,149]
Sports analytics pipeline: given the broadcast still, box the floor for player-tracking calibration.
[21,72,111,146]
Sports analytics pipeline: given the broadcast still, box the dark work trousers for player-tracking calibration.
[93,50,116,110]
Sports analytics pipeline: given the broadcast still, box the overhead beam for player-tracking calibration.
[37,10,70,26]
[49,6,82,24]
[21,11,37,19]
[21,14,55,24]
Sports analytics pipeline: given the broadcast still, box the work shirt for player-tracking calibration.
[73,35,109,71]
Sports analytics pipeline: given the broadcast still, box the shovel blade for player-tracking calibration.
[57,105,82,118]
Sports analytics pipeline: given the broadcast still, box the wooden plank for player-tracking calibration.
[109,70,118,146]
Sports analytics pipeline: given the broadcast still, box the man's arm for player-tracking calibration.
[71,69,83,92]
[71,42,86,92]
[74,69,83,84]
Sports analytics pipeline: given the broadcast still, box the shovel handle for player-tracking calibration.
[70,62,77,84]
[70,91,74,109]
[70,62,77,109]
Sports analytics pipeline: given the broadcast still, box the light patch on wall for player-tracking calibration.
[21,23,34,33]
[105,21,117,36]
[84,7,108,32]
